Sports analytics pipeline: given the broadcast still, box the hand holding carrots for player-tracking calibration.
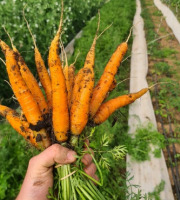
[16,144,97,200]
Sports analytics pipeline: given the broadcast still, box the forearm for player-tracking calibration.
[16,180,51,200]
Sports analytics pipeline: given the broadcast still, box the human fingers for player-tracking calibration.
[31,144,77,169]
[81,147,94,166]
[84,162,97,178]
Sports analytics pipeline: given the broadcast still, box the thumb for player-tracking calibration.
[32,144,77,168]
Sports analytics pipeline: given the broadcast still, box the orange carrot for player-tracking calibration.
[89,29,132,118]
[0,105,41,149]
[0,39,41,124]
[63,50,79,108]
[64,63,75,108]
[48,0,69,142]
[34,48,52,110]
[0,40,51,148]
[104,78,117,100]
[17,51,49,115]
[109,78,117,92]
[3,27,49,115]
[70,14,100,135]
[70,68,84,108]
[93,88,148,124]
[62,43,71,108]
[22,8,52,110]
[68,64,75,105]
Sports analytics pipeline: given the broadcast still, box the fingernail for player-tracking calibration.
[67,151,76,161]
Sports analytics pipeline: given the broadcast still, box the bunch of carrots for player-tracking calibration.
[0,1,149,199]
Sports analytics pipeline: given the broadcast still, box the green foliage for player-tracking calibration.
[152,10,162,16]
[0,122,38,200]
[157,78,180,112]
[162,0,180,8]
[0,0,105,106]
[148,180,165,200]
[153,62,173,77]
[152,48,178,58]
[128,124,165,161]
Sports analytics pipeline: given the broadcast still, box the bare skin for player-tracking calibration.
[16,143,98,200]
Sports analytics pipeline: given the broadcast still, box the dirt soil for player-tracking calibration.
[142,0,180,199]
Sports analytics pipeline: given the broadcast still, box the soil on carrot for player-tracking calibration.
[141,0,180,199]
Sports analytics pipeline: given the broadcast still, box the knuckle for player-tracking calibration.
[29,156,37,166]
[91,163,96,171]
[51,143,62,153]
[84,167,90,175]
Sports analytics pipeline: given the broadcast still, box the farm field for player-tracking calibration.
[141,0,180,199]
[0,0,180,199]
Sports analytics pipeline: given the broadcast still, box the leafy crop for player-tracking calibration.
[128,124,165,161]
[162,0,180,8]
[153,62,173,77]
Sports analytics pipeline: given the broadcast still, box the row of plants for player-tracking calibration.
[140,0,180,198]
[141,0,180,133]
[0,0,105,106]
[162,0,180,21]
[162,0,180,8]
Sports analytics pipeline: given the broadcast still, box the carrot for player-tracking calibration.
[63,63,75,108]
[67,64,75,107]
[0,40,51,148]
[103,78,117,100]
[48,0,69,142]
[109,78,117,92]
[62,41,71,108]
[93,88,148,125]
[3,26,49,115]
[70,13,100,135]
[63,50,79,108]
[70,22,111,111]
[0,105,41,149]
[22,8,52,110]
[89,28,132,118]
[70,68,84,108]
[18,52,49,114]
